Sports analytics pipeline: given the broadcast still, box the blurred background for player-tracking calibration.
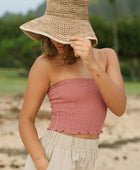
[0,0,140,170]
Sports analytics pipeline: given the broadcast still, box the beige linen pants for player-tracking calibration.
[24,129,100,170]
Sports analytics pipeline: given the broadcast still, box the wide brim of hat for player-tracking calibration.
[19,15,98,47]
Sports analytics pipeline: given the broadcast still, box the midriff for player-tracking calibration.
[57,131,100,139]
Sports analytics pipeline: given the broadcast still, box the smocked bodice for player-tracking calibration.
[47,78,107,135]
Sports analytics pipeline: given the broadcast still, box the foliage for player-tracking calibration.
[118,15,140,59]
[89,0,140,22]
[0,11,140,80]
[89,15,113,48]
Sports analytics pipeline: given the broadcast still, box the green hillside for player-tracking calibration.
[28,0,140,22]
[89,0,140,21]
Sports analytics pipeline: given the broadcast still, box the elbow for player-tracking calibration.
[115,95,127,117]
[116,110,125,117]
[109,106,126,117]
[109,94,127,117]
[18,114,35,131]
[113,106,126,117]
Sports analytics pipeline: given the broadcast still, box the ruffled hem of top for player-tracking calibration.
[46,116,105,135]
[47,127,103,135]
[47,117,104,135]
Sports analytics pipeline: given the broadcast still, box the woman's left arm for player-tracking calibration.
[89,48,127,117]
[68,36,127,117]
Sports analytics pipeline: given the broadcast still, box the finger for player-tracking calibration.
[72,46,86,53]
[72,41,90,48]
[68,36,85,42]
[73,47,86,53]
[71,41,87,47]
[70,43,84,49]
[72,41,83,45]
[74,48,85,54]
[73,45,88,52]
[74,50,84,57]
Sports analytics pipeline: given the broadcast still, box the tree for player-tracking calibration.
[109,0,119,53]
[90,0,119,53]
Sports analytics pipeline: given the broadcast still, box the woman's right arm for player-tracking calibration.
[18,55,51,170]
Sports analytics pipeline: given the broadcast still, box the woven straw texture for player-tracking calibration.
[19,0,98,47]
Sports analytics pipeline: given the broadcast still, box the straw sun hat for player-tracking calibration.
[19,0,98,47]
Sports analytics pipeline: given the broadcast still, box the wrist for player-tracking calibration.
[88,61,101,73]
[33,155,47,163]
[33,156,49,166]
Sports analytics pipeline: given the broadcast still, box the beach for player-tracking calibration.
[0,94,140,170]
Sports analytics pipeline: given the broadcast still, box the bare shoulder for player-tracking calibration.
[100,48,125,92]
[96,47,117,56]
[36,54,52,69]
[19,54,53,121]
[32,54,52,80]
[96,47,120,68]
[94,48,108,72]
[101,47,117,54]
[101,48,119,64]
[93,47,113,58]
[27,54,52,93]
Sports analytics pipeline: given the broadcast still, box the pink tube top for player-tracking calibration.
[47,78,107,135]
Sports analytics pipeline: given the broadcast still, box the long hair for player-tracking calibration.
[41,37,80,67]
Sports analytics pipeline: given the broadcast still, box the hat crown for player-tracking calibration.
[45,0,89,20]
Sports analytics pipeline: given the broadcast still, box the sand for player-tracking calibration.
[0,93,140,170]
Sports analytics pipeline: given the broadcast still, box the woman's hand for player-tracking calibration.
[68,36,99,71]
[34,156,50,170]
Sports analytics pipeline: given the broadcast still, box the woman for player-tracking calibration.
[18,0,127,170]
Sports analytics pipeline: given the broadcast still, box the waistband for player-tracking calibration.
[44,129,100,152]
